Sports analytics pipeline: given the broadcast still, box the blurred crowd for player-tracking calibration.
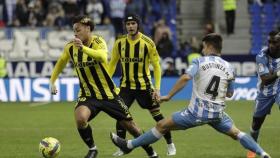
[0,0,177,56]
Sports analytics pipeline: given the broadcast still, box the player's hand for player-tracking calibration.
[115,87,120,95]
[50,83,57,95]
[72,38,83,50]
[160,95,171,103]
[152,89,161,103]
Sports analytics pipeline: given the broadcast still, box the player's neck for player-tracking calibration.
[82,35,92,47]
[128,32,140,41]
[204,48,220,56]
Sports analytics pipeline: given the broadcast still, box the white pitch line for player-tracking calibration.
[29,102,51,107]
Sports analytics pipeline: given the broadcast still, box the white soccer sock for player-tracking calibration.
[89,146,97,150]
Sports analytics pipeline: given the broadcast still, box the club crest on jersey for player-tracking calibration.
[121,57,143,63]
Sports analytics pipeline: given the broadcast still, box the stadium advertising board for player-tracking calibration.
[0,77,257,102]
[5,57,256,78]
[1,29,257,77]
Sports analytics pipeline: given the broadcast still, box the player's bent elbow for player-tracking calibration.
[181,74,191,81]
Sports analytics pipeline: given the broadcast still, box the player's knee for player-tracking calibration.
[156,120,168,134]
[227,127,240,140]
[75,116,88,128]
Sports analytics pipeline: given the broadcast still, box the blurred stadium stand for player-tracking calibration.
[249,1,280,54]
[0,0,280,78]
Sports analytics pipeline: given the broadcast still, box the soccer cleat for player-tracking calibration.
[261,152,271,158]
[149,151,159,158]
[84,149,98,158]
[112,148,124,157]
[247,151,256,158]
[167,143,176,156]
[110,132,132,154]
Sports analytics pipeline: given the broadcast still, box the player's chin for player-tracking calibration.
[128,30,136,35]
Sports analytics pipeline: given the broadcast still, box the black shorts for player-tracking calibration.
[119,88,160,110]
[75,96,132,121]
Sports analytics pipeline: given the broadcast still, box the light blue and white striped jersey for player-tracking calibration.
[256,47,280,96]
[185,55,235,119]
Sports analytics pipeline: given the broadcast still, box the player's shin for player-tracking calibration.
[78,124,95,148]
[128,127,163,149]
[250,128,260,142]
[152,112,172,144]
[237,132,266,156]
[116,121,127,138]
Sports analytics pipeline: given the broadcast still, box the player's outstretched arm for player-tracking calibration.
[161,74,191,102]
[50,48,70,95]
[108,42,120,77]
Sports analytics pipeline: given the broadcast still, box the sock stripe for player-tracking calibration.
[151,127,162,138]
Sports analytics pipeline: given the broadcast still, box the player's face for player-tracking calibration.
[73,23,90,42]
[125,21,138,35]
[268,34,280,55]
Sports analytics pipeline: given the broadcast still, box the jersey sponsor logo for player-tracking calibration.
[120,57,143,63]
[78,97,87,102]
[74,61,98,68]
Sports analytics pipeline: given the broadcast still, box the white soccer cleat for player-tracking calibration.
[149,151,159,158]
[112,148,124,157]
[261,152,271,158]
[167,143,176,156]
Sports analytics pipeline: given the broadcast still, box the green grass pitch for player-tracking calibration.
[0,101,279,158]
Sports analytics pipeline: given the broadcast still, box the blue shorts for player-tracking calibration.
[172,108,233,134]
[254,92,280,117]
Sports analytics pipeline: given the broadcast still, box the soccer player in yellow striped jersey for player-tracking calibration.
[49,15,158,158]
[108,14,176,156]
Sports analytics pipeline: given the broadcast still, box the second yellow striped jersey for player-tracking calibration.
[108,32,161,90]
[50,35,118,100]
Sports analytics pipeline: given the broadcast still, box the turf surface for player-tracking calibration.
[0,101,279,158]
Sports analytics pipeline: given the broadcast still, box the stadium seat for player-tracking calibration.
[263,3,274,14]
[249,3,261,14]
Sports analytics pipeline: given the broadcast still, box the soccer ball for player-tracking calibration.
[39,137,61,158]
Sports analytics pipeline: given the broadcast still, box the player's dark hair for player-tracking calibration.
[268,30,279,37]
[202,33,222,53]
[72,15,95,31]
[123,13,142,32]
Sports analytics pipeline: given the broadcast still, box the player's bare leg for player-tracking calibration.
[75,106,98,158]
[226,125,270,158]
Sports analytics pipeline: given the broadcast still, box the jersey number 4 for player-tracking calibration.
[205,75,220,99]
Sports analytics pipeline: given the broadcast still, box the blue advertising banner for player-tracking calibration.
[0,77,258,102]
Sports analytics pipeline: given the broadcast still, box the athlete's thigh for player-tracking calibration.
[156,117,183,133]
[119,88,135,108]
[99,96,133,121]
[209,112,234,134]
[75,97,101,121]
[254,94,275,117]
[135,89,160,110]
